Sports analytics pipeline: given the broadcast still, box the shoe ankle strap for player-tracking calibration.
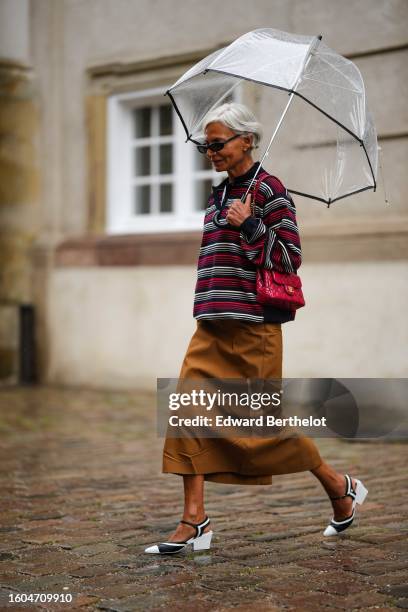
[329,475,356,501]
[180,515,210,538]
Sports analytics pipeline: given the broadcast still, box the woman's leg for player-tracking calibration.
[311,460,357,520]
[167,474,211,542]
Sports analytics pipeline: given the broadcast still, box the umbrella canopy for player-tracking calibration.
[166,28,378,205]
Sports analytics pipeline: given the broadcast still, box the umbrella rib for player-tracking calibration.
[203,68,292,95]
[293,91,362,142]
[207,69,363,143]
[167,74,244,141]
[165,90,191,141]
[330,185,376,204]
[314,54,365,95]
[189,78,244,141]
[287,190,329,204]
[304,60,363,95]
[302,75,361,94]
[233,51,310,83]
[361,140,377,191]
[288,184,375,205]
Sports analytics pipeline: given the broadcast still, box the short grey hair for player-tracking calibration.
[201,102,262,149]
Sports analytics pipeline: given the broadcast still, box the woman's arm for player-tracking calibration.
[239,177,302,273]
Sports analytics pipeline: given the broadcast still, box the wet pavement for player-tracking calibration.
[0,385,407,611]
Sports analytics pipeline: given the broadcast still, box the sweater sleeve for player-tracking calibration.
[239,177,302,273]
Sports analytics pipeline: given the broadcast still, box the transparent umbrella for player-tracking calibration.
[166,28,378,206]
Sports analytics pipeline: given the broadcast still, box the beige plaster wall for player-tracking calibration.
[46,261,408,390]
[47,267,197,390]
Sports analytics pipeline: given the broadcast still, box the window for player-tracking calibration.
[132,104,173,217]
[107,85,239,234]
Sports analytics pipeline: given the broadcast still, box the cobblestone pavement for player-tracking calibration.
[0,386,407,611]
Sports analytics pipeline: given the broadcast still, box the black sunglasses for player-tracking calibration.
[195,133,242,155]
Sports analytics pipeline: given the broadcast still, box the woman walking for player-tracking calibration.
[145,103,367,554]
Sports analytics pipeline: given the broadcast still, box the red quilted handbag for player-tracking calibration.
[256,268,305,310]
[250,174,306,311]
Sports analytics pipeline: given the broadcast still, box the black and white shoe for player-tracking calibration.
[323,474,368,536]
[144,515,212,554]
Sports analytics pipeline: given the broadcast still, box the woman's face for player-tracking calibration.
[204,122,252,173]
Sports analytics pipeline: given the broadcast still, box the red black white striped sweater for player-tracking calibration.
[193,161,301,324]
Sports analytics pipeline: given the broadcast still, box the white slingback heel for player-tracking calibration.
[144,515,213,554]
[323,474,368,536]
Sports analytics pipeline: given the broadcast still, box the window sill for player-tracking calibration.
[55,231,202,267]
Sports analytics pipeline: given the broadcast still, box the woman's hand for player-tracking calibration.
[226,193,252,227]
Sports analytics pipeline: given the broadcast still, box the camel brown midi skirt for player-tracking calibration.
[162,319,322,485]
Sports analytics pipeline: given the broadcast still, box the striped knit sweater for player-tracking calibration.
[193,161,302,324]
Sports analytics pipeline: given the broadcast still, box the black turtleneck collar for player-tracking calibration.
[212,161,263,193]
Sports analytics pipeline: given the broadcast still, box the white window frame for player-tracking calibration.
[106,84,241,234]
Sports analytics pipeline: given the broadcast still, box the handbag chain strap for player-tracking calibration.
[249,171,269,217]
